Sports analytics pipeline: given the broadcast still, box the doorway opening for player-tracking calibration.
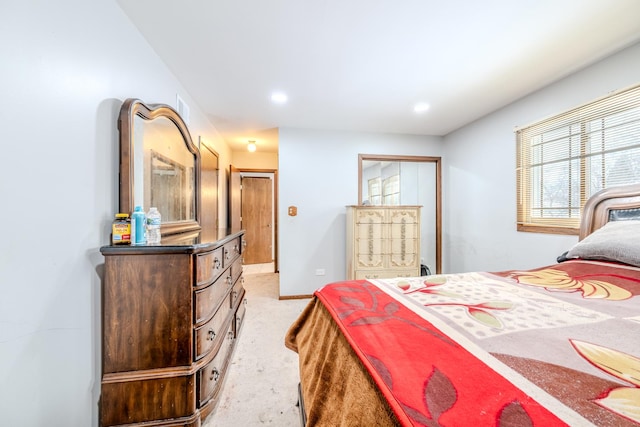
[229,166,278,273]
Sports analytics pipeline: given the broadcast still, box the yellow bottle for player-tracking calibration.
[112,213,131,245]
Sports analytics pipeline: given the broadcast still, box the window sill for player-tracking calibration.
[517,225,579,236]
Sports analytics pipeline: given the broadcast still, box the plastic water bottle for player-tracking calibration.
[131,206,146,245]
[146,207,162,245]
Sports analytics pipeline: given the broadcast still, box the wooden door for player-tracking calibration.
[241,176,273,264]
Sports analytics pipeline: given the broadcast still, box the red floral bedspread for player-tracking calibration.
[314,260,640,426]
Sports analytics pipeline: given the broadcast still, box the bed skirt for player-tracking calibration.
[285,297,400,427]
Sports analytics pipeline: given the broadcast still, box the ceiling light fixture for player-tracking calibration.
[271,92,288,104]
[414,102,430,113]
[247,141,257,152]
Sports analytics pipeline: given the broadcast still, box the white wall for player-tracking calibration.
[443,41,640,274]
[232,150,279,169]
[0,1,231,425]
[278,128,443,296]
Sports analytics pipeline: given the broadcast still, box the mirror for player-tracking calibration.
[359,154,442,274]
[119,98,201,236]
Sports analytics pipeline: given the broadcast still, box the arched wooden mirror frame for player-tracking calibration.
[118,98,201,236]
[358,154,442,274]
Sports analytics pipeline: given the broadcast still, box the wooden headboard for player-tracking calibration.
[579,183,640,240]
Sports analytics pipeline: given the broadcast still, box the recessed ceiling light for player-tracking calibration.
[414,102,430,113]
[271,92,288,104]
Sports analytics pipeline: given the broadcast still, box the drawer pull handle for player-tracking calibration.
[225,249,230,260]
[207,328,216,340]
[233,244,239,254]
[210,368,220,382]
[213,258,221,270]
[226,275,233,285]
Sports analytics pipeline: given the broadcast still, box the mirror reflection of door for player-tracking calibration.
[229,165,241,229]
[359,154,442,274]
[150,150,188,222]
[241,175,273,265]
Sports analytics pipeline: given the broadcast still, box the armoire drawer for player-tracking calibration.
[355,252,384,269]
[388,252,420,269]
[196,247,224,286]
[354,269,419,280]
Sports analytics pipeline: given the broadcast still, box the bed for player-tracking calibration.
[285,184,640,427]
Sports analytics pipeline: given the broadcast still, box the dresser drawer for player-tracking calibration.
[196,247,224,286]
[194,300,230,360]
[230,277,244,309]
[198,324,234,406]
[234,298,246,338]
[194,270,233,324]
[222,236,242,267]
[230,257,243,285]
[101,375,196,426]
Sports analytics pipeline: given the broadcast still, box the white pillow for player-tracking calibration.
[566,220,640,267]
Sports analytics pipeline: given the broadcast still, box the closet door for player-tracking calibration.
[359,155,441,274]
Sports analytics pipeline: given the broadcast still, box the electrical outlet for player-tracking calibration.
[315,269,326,276]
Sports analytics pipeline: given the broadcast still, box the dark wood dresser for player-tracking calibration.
[99,229,246,426]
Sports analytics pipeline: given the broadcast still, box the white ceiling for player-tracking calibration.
[117,0,640,153]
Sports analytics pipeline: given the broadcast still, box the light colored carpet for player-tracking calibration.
[204,270,310,426]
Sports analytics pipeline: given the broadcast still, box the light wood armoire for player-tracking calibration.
[346,205,421,279]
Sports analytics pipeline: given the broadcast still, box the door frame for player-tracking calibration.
[358,154,442,274]
[233,168,279,272]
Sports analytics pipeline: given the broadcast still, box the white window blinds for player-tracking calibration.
[516,84,640,234]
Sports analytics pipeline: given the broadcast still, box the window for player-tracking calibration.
[516,84,640,234]
[383,174,400,205]
[368,177,382,205]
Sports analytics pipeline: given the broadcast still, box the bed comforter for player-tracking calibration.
[285,259,640,426]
